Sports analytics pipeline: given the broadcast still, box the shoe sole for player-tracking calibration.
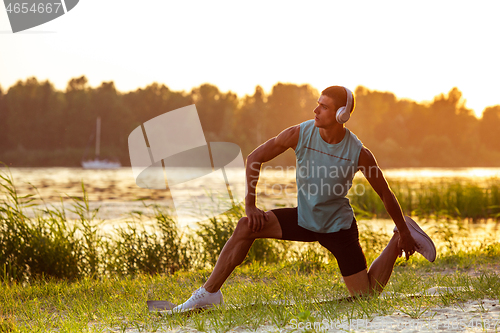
[405,216,437,262]
[170,304,215,314]
[170,298,224,314]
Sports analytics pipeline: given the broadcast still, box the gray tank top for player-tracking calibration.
[294,120,363,233]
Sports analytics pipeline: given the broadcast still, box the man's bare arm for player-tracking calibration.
[245,125,300,232]
[358,146,417,259]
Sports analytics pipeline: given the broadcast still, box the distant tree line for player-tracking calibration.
[0,76,499,167]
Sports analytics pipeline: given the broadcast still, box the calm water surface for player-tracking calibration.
[2,167,500,244]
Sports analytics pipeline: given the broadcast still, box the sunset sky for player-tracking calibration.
[1,0,499,117]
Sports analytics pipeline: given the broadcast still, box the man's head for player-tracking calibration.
[321,86,356,115]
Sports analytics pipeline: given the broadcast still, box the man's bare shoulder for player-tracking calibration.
[358,146,379,169]
[275,125,300,150]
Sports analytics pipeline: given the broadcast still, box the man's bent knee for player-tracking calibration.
[234,217,255,239]
[233,213,282,240]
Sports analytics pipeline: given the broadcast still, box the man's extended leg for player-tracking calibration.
[367,231,402,292]
[172,211,282,312]
[344,216,437,296]
[343,232,401,296]
[203,211,282,292]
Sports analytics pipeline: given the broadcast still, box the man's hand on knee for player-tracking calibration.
[245,205,269,232]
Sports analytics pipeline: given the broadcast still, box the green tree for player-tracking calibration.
[1,78,498,167]
[349,86,398,144]
[417,135,455,167]
[479,105,500,152]
[124,82,192,126]
[191,83,238,142]
[427,88,476,142]
[0,85,7,151]
[265,83,318,138]
[235,85,268,151]
[64,76,93,149]
[349,86,481,167]
[426,88,479,165]
[122,83,193,165]
[4,78,64,151]
[90,81,129,156]
[348,86,413,167]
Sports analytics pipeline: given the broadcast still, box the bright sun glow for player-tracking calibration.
[1,0,500,118]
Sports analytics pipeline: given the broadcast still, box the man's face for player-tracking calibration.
[313,95,337,128]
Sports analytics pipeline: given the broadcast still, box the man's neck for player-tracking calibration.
[318,126,346,144]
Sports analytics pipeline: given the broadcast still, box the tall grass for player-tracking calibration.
[2,167,499,282]
[0,169,191,282]
[350,177,500,221]
[0,170,83,281]
[0,169,336,282]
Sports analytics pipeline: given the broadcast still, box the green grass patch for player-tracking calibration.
[1,252,499,332]
[2,167,500,331]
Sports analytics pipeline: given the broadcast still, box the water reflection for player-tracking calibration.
[2,167,500,231]
[362,218,500,253]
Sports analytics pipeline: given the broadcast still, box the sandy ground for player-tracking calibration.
[238,299,500,332]
[115,298,500,332]
[121,285,500,333]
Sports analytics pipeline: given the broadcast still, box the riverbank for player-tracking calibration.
[2,168,500,332]
[1,248,499,332]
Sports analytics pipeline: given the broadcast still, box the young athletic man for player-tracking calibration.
[173,86,436,312]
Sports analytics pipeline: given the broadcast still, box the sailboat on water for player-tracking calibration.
[81,117,121,169]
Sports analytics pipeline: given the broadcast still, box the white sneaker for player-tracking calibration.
[172,287,223,313]
[394,216,437,262]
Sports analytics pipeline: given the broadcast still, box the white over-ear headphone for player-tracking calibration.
[336,87,354,124]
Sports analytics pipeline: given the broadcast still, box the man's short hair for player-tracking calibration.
[321,86,356,114]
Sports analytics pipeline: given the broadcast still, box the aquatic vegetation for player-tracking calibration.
[2,168,500,282]
[350,177,500,221]
[2,168,500,332]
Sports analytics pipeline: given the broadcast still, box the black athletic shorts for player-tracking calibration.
[272,207,367,277]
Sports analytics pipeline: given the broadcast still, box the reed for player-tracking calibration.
[0,170,340,281]
[0,169,83,281]
[104,205,191,276]
[350,177,500,221]
[1,166,499,283]
[2,166,500,331]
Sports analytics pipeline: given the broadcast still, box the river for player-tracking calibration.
[1,167,500,248]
